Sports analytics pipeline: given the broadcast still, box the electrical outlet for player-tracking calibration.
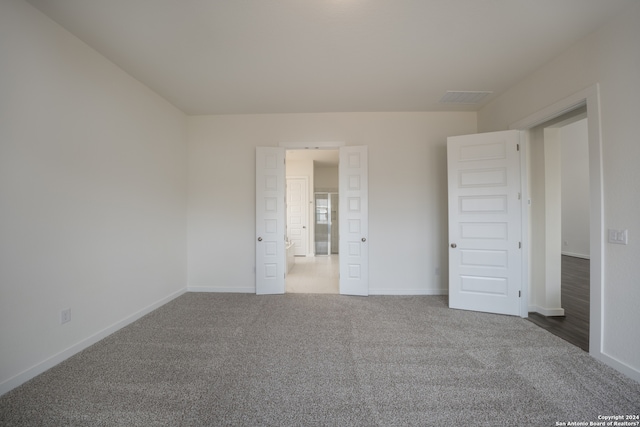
[60,308,71,325]
[608,229,628,245]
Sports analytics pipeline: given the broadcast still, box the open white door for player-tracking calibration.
[447,130,522,316]
[256,147,285,295]
[339,146,368,296]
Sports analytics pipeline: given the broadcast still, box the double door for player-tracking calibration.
[256,146,369,296]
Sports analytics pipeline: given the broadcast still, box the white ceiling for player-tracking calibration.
[26,0,635,115]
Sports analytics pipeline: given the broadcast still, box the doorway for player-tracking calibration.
[525,111,590,351]
[256,144,369,296]
[509,84,603,356]
[285,149,340,294]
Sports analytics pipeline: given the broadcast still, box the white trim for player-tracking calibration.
[561,251,590,260]
[369,289,448,296]
[519,130,530,318]
[509,84,604,362]
[278,141,345,149]
[0,288,186,396]
[529,305,566,317]
[187,286,254,293]
[509,91,588,131]
[594,352,640,383]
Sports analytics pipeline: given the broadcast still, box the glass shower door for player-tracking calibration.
[315,192,339,255]
[315,194,329,255]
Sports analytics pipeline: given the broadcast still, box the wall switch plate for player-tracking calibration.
[60,308,71,324]
[608,229,628,245]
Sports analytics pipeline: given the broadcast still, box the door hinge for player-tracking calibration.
[518,192,521,200]
[516,143,520,151]
[519,290,521,298]
[518,241,522,249]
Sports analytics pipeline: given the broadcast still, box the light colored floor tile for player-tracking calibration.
[285,255,339,294]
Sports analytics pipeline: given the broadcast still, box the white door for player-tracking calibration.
[339,146,369,296]
[256,147,285,295]
[286,177,308,256]
[447,130,522,316]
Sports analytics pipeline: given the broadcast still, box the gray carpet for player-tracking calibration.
[1,294,639,426]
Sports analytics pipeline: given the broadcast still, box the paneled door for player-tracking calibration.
[286,177,308,256]
[447,130,522,316]
[339,146,368,296]
[256,147,285,295]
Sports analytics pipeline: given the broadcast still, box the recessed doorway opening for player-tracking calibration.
[509,84,602,356]
[285,149,339,294]
[525,110,590,351]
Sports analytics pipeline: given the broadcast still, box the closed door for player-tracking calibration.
[447,130,522,316]
[286,177,308,256]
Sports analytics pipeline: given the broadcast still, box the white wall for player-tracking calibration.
[478,2,640,380]
[187,112,476,294]
[527,125,565,316]
[561,119,590,258]
[315,165,339,192]
[543,127,563,315]
[0,0,188,394]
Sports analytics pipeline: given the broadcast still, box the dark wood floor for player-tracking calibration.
[527,255,590,351]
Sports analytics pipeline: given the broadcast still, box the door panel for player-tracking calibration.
[339,146,368,296]
[256,147,285,295]
[448,131,522,316]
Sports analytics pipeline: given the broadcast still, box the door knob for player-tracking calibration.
[450,243,457,248]
[257,237,263,242]
[361,237,367,242]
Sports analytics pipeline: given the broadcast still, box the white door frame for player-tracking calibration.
[509,84,603,356]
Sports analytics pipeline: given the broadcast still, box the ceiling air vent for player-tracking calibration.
[439,91,493,104]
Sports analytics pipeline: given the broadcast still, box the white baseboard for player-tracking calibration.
[187,286,254,293]
[188,287,447,295]
[528,305,565,316]
[561,251,590,259]
[369,288,448,296]
[0,288,186,397]
[592,351,640,383]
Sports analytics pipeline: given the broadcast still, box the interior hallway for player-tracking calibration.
[285,255,339,294]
